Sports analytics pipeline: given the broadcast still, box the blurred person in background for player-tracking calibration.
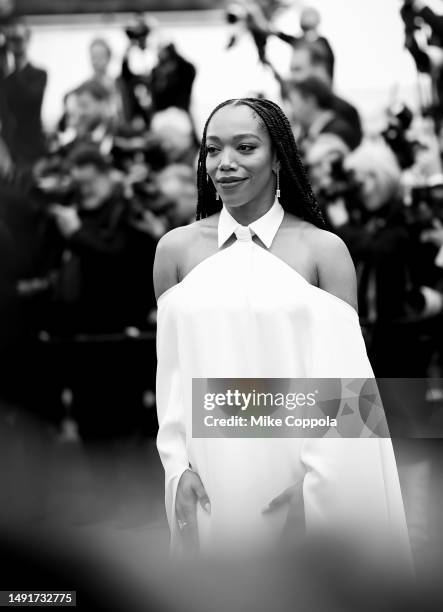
[1,19,47,168]
[339,141,443,350]
[150,106,199,167]
[120,14,160,128]
[0,0,15,76]
[0,126,12,177]
[298,6,335,79]
[286,39,362,149]
[88,37,123,120]
[57,147,156,513]
[401,0,443,128]
[36,147,152,462]
[0,0,15,161]
[269,5,335,81]
[150,42,196,114]
[155,163,197,229]
[287,76,357,155]
[0,203,17,405]
[120,14,196,128]
[58,80,117,156]
[318,140,442,553]
[304,132,351,222]
[48,146,136,335]
[89,37,115,94]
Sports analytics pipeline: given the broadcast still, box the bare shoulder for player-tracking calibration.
[305,225,352,261]
[300,222,358,312]
[155,215,218,259]
[155,223,195,256]
[153,215,219,300]
[281,214,350,257]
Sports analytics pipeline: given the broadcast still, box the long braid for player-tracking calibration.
[244,98,324,227]
[196,99,238,220]
[196,98,326,228]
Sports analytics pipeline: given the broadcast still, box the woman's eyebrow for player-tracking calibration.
[206,133,262,142]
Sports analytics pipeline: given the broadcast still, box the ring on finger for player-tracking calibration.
[178,519,188,530]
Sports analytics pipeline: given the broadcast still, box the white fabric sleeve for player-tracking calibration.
[156,295,190,549]
[300,437,414,576]
[302,299,415,576]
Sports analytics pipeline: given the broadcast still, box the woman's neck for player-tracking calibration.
[224,190,276,226]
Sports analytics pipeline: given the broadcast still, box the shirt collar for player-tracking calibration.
[217,197,284,249]
[308,110,335,140]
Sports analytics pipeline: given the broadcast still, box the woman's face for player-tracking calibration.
[205,104,278,210]
[353,168,389,212]
[90,43,110,75]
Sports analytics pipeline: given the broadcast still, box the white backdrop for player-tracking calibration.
[24,0,438,134]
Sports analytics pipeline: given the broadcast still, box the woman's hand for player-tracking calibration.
[176,469,211,552]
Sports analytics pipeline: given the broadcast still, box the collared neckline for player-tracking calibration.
[218,197,284,249]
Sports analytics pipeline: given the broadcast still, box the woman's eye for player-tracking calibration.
[238,144,255,152]
[206,146,219,155]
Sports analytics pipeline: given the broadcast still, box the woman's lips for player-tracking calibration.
[218,178,248,190]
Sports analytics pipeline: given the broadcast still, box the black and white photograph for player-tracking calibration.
[1,1,443,611]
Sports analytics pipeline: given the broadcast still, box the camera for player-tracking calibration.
[401,0,421,34]
[408,178,443,226]
[225,3,247,25]
[124,14,152,48]
[317,157,362,206]
[31,157,76,210]
[401,0,443,46]
[381,103,416,169]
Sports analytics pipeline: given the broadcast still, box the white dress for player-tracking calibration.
[155,200,413,567]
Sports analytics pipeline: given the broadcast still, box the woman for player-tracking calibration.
[154,98,412,564]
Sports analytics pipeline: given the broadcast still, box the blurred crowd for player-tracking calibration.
[1,0,443,444]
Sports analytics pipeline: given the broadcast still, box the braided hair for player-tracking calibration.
[196,97,326,228]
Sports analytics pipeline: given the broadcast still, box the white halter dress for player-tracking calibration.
[155,199,412,566]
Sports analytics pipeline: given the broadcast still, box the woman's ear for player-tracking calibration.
[273,159,281,174]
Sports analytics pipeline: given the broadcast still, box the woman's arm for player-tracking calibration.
[153,228,181,301]
[154,227,210,552]
[313,229,358,313]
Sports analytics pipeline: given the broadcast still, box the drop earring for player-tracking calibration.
[215,192,220,201]
[276,168,281,200]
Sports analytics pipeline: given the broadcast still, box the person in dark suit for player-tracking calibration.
[57,79,117,157]
[2,20,47,167]
[287,40,362,148]
[401,0,443,126]
[287,76,357,154]
[273,5,335,81]
[150,42,196,113]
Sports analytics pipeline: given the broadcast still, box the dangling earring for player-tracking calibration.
[206,173,210,183]
[215,192,220,201]
[276,168,281,200]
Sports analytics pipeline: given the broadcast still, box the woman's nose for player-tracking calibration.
[218,151,238,170]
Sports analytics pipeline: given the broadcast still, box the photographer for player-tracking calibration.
[47,146,135,335]
[328,142,443,376]
[150,42,196,113]
[58,80,117,157]
[269,5,335,81]
[88,37,123,122]
[120,16,196,127]
[1,19,47,168]
[120,14,159,127]
[287,76,357,154]
[278,39,362,149]
[0,0,15,77]
[403,1,443,41]
[401,0,443,125]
